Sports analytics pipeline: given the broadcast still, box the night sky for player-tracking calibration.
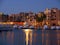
[0,0,60,14]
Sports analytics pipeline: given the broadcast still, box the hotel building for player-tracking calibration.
[44,8,60,26]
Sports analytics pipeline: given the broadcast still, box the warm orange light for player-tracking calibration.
[0,22,14,24]
[10,22,13,24]
[24,29,32,33]
[23,29,33,45]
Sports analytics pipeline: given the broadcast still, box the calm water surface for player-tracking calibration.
[0,29,60,45]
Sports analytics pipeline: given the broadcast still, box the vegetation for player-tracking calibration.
[36,12,46,26]
[36,12,46,22]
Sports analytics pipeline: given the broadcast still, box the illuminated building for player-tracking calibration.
[0,8,60,26]
[0,13,8,22]
[44,8,51,26]
[0,12,3,22]
[44,8,60,26]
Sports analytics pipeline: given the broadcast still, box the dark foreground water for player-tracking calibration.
[0,29,60,45]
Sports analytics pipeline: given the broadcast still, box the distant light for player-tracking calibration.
[10,22,13,24]
[24,29,29,31]
[0,22,14,24]
[23,29,32,33]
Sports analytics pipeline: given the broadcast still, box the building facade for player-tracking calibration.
[44,8,60,26]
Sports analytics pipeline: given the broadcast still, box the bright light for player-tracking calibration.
[24,29,29,31]
[24,29,32,32]
[24,22,26,25]
[23,29,33,45]
[0,22,14,24]
[10,22,13,24]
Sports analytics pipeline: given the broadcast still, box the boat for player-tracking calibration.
[13,24,18,29]
[21,21,34,29]
[18,25,23,29]
[0,24,12,31]
[43,25,49,30]
[56,26,60,30]
[51,26,56,30]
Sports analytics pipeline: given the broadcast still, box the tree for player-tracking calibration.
[36,12,46,26]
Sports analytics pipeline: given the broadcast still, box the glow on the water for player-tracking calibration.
[23,29,33,45]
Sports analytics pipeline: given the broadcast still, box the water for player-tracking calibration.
[0,29,60,45]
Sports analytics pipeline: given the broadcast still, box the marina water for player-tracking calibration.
[0,29,60,45]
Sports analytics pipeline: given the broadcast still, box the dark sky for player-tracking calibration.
[0,0,60,14]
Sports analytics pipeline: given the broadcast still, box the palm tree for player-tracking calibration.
[36,12,46,27]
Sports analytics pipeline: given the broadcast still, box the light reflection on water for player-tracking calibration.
[23,29,33,45]
[0,30,60,45]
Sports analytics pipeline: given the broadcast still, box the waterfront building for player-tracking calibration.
[44,8,51,26]
[0,13,8,22]
[9,14,15,22]
[44,8,60,26]
[57,9,60,25]
[0,8,60,26]
[2,14,8,22]
[19,12,26,22]
[50,8,60,26]
[0,12,3,22]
